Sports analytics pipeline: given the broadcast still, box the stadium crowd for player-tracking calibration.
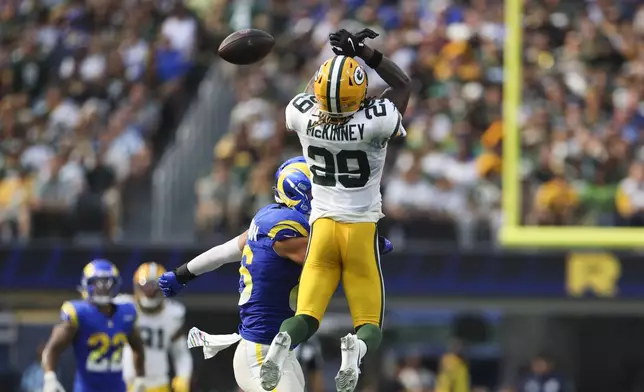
[0,0,209,242]
[195,0,644,247]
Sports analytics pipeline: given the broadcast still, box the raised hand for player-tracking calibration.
[329,28,379,57]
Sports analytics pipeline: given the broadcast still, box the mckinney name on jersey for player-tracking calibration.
[286,93,406,223]
[306,122,365,142]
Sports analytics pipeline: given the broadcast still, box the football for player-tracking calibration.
[218,29,275,65]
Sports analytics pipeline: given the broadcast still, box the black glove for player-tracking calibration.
[329,28,379,58]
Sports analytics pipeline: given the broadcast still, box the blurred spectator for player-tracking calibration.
[161,3,198,60]
[398,353,435,392]
[20,342,46,392]
[42,85,80,139]
[436,341,470,392]
[31,154,81,239]
[195,157,235,241]
[0,167,34,241]
[530,170,579,226]
[102,107,150,182]
[615,161,644,226]
[76,149,118,239]
[516,354,573,392]
[125,83,161,138]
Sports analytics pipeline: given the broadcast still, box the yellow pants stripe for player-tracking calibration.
[255,343,279,392]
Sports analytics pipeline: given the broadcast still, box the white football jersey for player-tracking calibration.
[118,295,186,387]
[285,93,406,223]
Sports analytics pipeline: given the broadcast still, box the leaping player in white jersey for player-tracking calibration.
[118,262,193,392]
[260,28,411,392]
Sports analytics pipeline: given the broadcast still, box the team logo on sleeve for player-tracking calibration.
[353,67,366,85]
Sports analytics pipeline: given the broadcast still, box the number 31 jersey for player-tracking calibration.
[285,93,406,223]
[117,295,186,388]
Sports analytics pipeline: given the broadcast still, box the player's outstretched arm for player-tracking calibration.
[159,231,248,297]
[42,321,75,392]
[329,29,411,115]
[360,44,411,115]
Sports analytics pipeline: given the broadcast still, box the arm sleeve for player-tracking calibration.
[267,217,310,242]
[60,301,78,327]
[186,234,243,276]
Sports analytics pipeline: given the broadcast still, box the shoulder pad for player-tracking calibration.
[380,99,404,138]
[60,300,81,327]
[286,93,317,131]
[254,205,310,241]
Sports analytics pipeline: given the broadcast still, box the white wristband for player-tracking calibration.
[186,235,243,276]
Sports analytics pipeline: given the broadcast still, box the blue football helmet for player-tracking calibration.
[274,157,313,215]
[275,156,307,182]
[79,259,122,305]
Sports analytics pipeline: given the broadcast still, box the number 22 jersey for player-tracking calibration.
[285,93,406,223]
[60,300,137,392]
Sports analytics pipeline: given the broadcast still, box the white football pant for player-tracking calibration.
[233,338,305,392]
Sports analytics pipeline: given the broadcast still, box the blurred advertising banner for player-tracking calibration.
[0,245,640,298]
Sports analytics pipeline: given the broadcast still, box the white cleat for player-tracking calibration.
[260,331,291,391]
[335,334,362,392]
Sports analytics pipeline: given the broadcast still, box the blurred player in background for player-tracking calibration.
[41,259,146,392]
[119,262,193,392]
[261,28,410,392]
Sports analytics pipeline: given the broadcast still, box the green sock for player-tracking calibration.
[279,315,319,345]
[356,323,382,353]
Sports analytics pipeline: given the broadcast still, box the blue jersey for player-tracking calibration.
[60,300,137,392]
[238,204,309,345]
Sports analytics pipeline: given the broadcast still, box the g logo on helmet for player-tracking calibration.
[353,66,366,85]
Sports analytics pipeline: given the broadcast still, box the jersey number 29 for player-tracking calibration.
[308,146,370,188]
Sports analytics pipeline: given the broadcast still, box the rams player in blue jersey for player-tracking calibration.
[159,157,392,392]
[41,259,147,392]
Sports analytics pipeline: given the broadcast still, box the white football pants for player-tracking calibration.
[233,338,305,392]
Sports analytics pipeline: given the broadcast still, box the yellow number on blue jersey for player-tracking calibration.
[238,245,255,306]
[86,332,128,372]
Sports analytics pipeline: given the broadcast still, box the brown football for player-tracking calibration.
[218,29,275,65]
